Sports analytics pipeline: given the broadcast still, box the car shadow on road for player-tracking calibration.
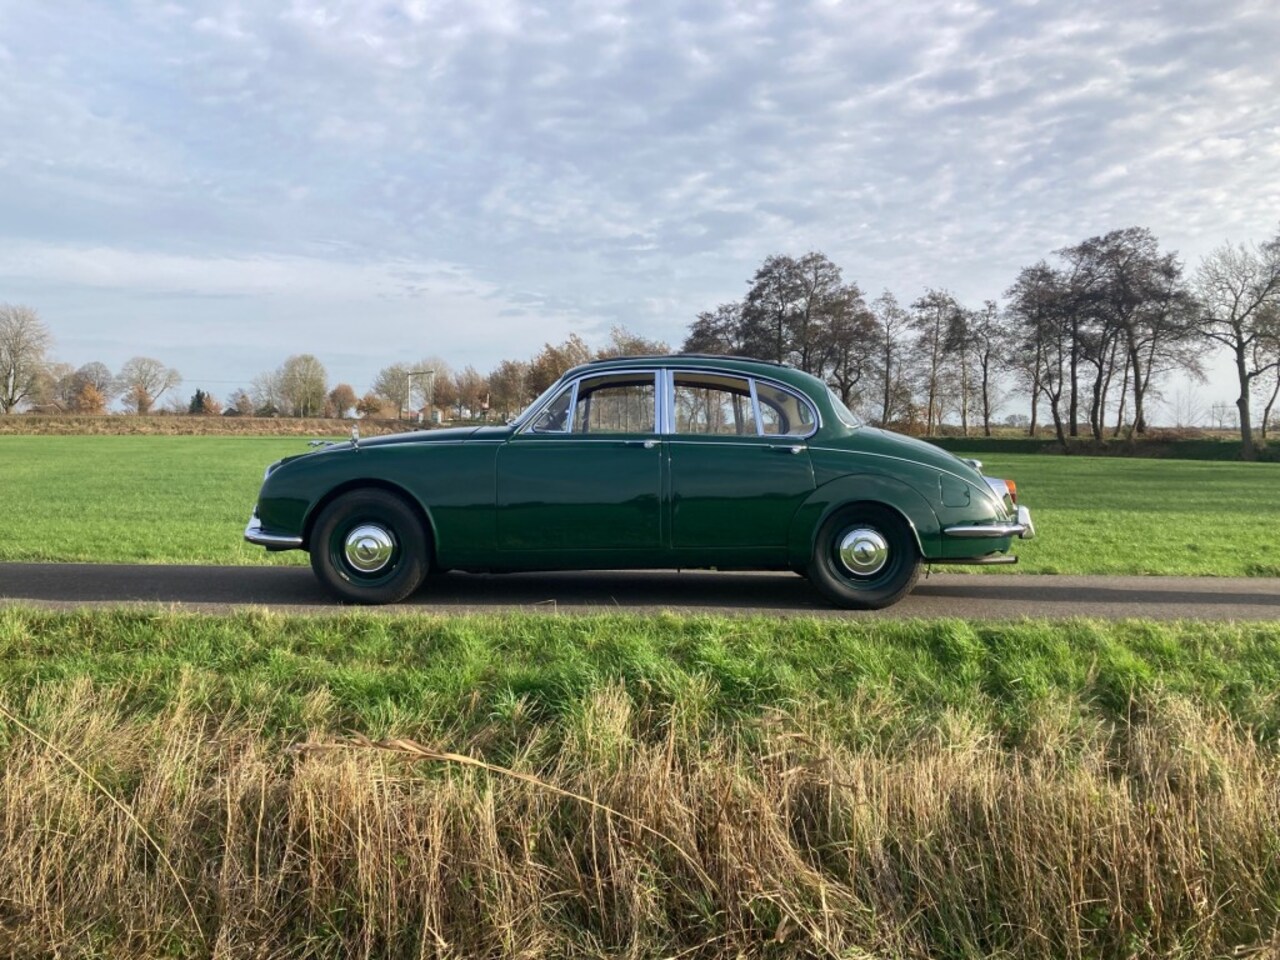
[0,564,829,612]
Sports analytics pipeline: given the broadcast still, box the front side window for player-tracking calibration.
[572,374,656,433]
[673,373,755,435]
[527,373,657,434]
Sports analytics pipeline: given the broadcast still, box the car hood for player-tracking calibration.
[353,425,485,448]
[271,425,504,471]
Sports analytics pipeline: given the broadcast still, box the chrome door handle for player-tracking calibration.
[769,445,803,454]
[627,439,658,449]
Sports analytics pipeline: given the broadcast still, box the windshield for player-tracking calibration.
[826,387,862,429]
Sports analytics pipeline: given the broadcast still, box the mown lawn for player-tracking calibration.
[2,610,1279,958]
[1,435,1278,575]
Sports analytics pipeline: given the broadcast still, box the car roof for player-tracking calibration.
[564,353,813,387]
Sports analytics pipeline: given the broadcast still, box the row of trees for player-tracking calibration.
[1,305,182,415]
[4,224,1278,455]
[680,226,1280,458]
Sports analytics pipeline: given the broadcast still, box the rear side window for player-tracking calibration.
[673,373,754,435]
[756,381,816,436]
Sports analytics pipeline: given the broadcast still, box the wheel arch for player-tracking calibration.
[787,474,941,570]
[302,479,438,563]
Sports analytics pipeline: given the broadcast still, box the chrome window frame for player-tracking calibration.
[664,367,820,439]
[518,364,821,440]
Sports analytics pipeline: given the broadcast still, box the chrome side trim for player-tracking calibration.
[244,513,304,549]
[944,506,1035,540]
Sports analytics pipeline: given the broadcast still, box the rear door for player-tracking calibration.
[666,371,816,549]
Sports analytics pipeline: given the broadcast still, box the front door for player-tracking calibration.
[497,371,662,553]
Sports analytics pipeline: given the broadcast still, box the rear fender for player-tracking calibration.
[787,474,941,569]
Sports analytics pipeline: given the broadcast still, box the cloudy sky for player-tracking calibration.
[1,0,1277,411]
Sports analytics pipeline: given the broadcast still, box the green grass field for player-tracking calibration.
[2,435,1278,574]
[3,610,1279,957]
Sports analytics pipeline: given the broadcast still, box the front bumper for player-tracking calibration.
[244,512,304,550]
[943,505,1035,540]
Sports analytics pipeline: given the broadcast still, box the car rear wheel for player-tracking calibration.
[309,489,428,604]
[808,504,920,610]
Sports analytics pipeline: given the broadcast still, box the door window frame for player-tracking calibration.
[661,368,820,439]
[519,369,663,437]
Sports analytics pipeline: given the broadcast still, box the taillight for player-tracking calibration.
[1004,479,1017,503]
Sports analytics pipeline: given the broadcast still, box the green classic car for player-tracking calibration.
[245,354,1033,608]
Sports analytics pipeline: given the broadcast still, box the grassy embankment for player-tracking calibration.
[2,609,1280,958]
[2,435,1279,575]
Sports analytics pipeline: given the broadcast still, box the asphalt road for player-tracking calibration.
[2,563,1279,619]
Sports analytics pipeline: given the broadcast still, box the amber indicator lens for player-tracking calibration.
[1005,479,1017,503]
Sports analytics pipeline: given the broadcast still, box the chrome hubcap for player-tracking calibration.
[343,524,395,573]
[837,527,888,577]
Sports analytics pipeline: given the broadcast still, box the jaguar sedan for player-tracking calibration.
[245,354,1033,608]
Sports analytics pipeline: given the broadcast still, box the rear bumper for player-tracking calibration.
[942,505,1035,540]
[244,512,304,550]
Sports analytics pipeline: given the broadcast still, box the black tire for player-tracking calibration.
[309,489,429,604]
[807,504,921,610]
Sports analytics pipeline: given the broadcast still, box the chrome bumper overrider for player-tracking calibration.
[244,513,304,549]
[943,506,1035,540]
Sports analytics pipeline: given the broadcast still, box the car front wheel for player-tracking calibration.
[309,489,429,604]
[808,504,920,610]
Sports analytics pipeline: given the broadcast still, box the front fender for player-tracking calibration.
[787,473,942,570]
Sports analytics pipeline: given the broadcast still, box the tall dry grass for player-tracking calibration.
[2,680,1278,958]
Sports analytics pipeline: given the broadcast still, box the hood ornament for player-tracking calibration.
[351,424,360,450]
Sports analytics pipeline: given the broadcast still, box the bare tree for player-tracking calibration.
[737,252,864,381]
[227,389,254,417]
[0,304,52,414]
[452,365,488,419]
[1259,361,1280,440]
[278,354,328,417]
[487,359,532,421]
[822,284,879,407]
[909,290,961,435]
[71,361,119,408]
[1193,232,1280,459]
[740,254,805,364]
[1008,263,1071,446]
[34,362,75,411]
[116,356,181,415]
[1058,228,1199,440]
[870,291,911,427]
[251,370,284,416]
[413,356,453,416]
[969,301,1008,436]
[372,363,412,419]
[684,303,748,355]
